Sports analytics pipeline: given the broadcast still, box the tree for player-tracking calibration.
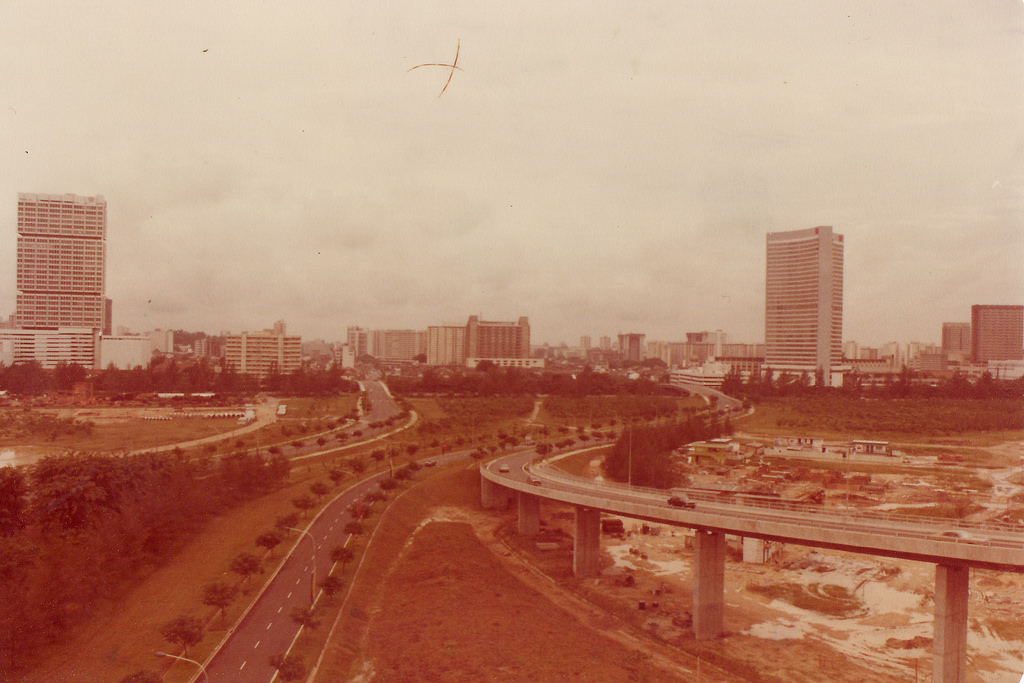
[318,574,344,601]
[230,552,263,586]
[275,513,300,531]
[0,467,27,536]
[292,494,315,517]
[327,468,345,486]
[343,521,363,536]
[201,581,238,622]
[309,481,329,502]
[330,545,355,572]
[1,360,51,395]
[255,529,283,557]
[53,362,88,392]
[289,605,318,629]
[159,615,204,656]
[268,653,306,682]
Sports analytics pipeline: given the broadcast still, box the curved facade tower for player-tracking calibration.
[765,226,844,386]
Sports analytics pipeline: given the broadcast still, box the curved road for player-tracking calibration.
[484,448,1024,572]
[198,380,420,682]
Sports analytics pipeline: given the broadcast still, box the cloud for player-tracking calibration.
[1,1,1021,346]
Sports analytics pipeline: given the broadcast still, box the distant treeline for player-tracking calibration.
[389,365,666,397]
[722,366,1023,401]
[755,396,1024,436]
[603,416,729,488]
[0,360,359,397]
[0,450,290,672]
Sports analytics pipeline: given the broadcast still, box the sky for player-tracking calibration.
[2,1,1022,347]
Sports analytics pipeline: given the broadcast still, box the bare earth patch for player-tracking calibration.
[357,517,706,682]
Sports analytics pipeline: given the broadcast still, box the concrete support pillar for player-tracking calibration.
[692,529,726,640]
[496,485,513,509]
[517,491,540,535]
[481,475,497,509]
[742,537,765,564]
[573,507,601,577]
[934,564,969,683]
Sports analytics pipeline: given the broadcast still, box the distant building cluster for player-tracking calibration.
[2,194,1020,387]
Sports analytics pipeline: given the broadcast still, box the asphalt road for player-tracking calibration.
[199,380,418,682]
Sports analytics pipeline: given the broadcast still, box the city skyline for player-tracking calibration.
[2,2,1021,346]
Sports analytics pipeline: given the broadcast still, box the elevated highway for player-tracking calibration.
[481,447,1024,683]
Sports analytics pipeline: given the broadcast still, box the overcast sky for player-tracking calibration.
[2,1,1022,347]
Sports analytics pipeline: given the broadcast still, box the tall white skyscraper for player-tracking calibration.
[765,226,844,385]
[16,193,107,331]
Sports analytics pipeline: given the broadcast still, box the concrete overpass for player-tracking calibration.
[480,448,1024,683]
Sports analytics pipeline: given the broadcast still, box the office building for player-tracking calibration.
[618,333,646,363]
[465,315,530,361]
[99,335,152,370]
[941,322,971,356]
[370,329,427,360]
[765,226,844,385]
[971,305,1023,363]
[427,324,467,366]
[224,322,302,378]
[0,328,98,369]
[16,193,108,332]
[347,327,370,358]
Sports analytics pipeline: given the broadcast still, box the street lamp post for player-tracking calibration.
[286,526,317,605]
[155,651,209,683]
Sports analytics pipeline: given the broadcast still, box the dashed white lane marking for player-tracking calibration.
[266,622,273,630]
[254,640,260,649]
[240,661,246,671]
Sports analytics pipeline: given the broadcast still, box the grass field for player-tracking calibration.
[738,397,1024,445]
[534,395,705,428]
[0,413,243,453]
[403,395,538,453]
[278,395,359,421]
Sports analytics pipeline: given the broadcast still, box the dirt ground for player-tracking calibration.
[350,441,1023,682]
[532,445,1024,683]
[354,508,760,683]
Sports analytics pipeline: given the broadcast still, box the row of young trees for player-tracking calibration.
[722,365,1024,400]
[388,365,667,397]
[150,459,402,683]
[602,416,730,488]
[0,450,291,673]
[0,359,360,397]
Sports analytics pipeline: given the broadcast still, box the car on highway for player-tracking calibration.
[667,494,695,509]
[935,529,980,544]
[529,477,542,486]
[498,464,510,473]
